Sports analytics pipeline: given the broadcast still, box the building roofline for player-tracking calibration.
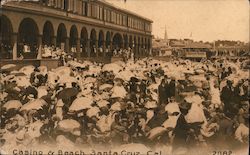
[99,0,153,23]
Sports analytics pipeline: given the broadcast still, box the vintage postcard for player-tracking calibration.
[0,0,249,155]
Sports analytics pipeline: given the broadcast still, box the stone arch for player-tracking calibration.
[80,27,88,57]
[42,21,54,46]
[56,23,67,49]
[129,35,133,48]
[98,30,104,57]
[98,30,104,48]
[90,29,97,57]
[112,33,123,50]
[148,38,151,50]
[123,34,128,49]
[69,25,78,52]
[106,31,111,48]
[18,18,39,59]
[0,15,13,59]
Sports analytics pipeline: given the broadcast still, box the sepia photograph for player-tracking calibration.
[0,0,249,155]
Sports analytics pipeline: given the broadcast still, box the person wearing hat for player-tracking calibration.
[110,114,129,146]
[220,80,236,118]
[158,79,168,105]
[172,101,192,153]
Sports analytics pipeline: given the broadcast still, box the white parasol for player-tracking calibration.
[57,119,81,133]
[19,65,35,76]
[20,99,47,111]
[14,76,31,88]
[147,127,167,140]
[3,100,22,111]
[69,97,93,112]
[110,102,121,111]
[86,107,100,117]
[99,84,113,91]
[111,86,127,98]
[145,100,157,109]
[102,63,123,74]
[37,86,48,98]
[1,64,17,71]
[165,102,180,114]
[97,100,109,108]
[52,66,71,77]
[115,70,135,81]
[38,66,48,75]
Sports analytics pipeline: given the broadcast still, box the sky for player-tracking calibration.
[106,0,249,42]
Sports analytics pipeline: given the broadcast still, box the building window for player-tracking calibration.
[73,0,77,13]
[97,6,99,19]
[116,13,119,24]
[100,7,103,20]
[87,3,91,17]
[63,0,68,11]
[104,9,107,21]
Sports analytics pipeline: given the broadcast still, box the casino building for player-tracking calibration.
[0,0,152,65]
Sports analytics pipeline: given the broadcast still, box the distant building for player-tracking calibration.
[1,0,153,62]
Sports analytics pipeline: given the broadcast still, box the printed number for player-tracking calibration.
[212,151,232,155]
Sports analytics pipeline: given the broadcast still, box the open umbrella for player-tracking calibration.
[97,100,109,108]
[37,86,48,99]
[52,66,71,77]
[115,70,134,81]
[86,107,100,117]
[58,75,77,84]
[99,84,113,91]
[1,64,16,70]
[10,71,26,76]
[165,102,180,114]
[69,97,93,112]
[145,100,157,109]
[147,127,167,140]
[1,64,17,72]
[57,119,81,133]
[111,86,127,98]
[20,99,47,111]
[14,76,31,88]
[38,66,48,75]
[84,77,97,84]
[19,65,35,76]
[56,88,79,99]
[3,100,22,111]
[113,144,150,154]
[110,102,121,111]
[102,63,123,74]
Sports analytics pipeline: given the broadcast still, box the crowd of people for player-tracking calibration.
[0,54,249,154]
[41,44,139,63]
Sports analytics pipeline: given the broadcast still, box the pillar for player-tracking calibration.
[65,37,69,53]
[137,44,140,58]
[103,40,106,57]
[52,36,57,47]
[86,39,91,57]
[61,0,64,10]
[134,43,137,58]
[76,38,81,58]
[37,35,42,59]
[110,41,113,51]
[12,33,18,60]
[95,40,99,57]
